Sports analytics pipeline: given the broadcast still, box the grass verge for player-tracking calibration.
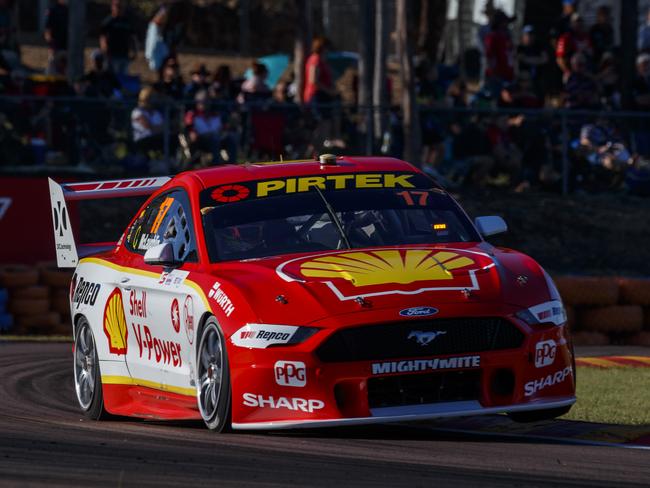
[564,366,650,425]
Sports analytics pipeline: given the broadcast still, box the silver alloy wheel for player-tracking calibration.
[197,324,224,421]
[74,321,96,410]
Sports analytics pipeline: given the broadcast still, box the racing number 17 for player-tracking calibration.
[396,190,429,206]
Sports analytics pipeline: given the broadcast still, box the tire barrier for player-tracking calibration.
[11,286,49,300]
[15,312,61,333]
[40,266,74,289]
[51,289,71,316]
[571,331,610,346]
[0,266,39,288]
[9,298,50,317]
[629,331,650,347]
[565,306,576,331]
[618,278,650,307]
[554,276,619,306]
[580,305,644,333]
[645,308,650,330]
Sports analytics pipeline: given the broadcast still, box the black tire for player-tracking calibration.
[508,405,572,423]
[196,317,232,432]
[73,316,109,420]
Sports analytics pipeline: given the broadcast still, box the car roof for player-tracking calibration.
[179,156,428,189]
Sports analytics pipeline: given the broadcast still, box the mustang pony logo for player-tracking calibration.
[408,330,447,346]
[103,288,128,355]
[277,248,485,301]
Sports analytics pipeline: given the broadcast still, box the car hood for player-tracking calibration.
[211,243,551,327]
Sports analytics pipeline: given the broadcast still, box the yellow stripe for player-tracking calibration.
[79,257,212,312]
[102,375,196,397]
[576,358,624,368]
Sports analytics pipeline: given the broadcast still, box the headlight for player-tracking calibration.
[230,323,319,349]
[516,300,567,326]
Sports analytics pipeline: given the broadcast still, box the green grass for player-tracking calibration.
[564,367,650,425]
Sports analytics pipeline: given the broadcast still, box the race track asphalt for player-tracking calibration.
[1,342,648,487]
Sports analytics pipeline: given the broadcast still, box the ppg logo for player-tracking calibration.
[535,340,557,368]
[274,361,306,387]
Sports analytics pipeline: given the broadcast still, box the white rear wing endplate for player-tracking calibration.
[48,176,170,268]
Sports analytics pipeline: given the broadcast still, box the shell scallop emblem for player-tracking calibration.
[299,250,475,287]
[103,288,128,355]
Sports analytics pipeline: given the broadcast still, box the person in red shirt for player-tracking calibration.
[556,13,593,79]
[303,37,334,105]
[484,10,514,94]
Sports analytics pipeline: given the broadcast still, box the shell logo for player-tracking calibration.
[299,250,474,287]
[103,288,128,355]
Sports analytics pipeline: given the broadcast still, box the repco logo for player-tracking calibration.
[73,278,101,309]
[535,340,557,368]
[274,361,306,387]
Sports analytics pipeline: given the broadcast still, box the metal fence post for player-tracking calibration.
[561,111,569,196]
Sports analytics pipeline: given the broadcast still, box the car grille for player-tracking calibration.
[367,370,481,409]
[316,317,524,363]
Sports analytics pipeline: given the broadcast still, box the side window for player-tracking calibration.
[125,189,198,262]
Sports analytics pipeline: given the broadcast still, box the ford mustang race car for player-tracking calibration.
[49,155,576,432]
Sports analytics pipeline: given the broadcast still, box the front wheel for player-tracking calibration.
[73,317,108,419]
[196,317,231,432]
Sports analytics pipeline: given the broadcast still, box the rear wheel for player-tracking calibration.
[73,317,108,419]
[197,317,231,432]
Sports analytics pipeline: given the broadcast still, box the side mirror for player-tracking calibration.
[474,216,508,237]
[144,242,178,267]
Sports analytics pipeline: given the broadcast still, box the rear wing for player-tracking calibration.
[48,176,170,268]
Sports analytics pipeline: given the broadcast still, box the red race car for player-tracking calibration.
[49,155,576,431]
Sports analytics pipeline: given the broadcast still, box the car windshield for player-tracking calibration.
[200,173,480,262]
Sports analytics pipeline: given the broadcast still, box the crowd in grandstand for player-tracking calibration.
[0,0,649,194]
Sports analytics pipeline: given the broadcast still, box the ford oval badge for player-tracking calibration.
[399,306,439,317]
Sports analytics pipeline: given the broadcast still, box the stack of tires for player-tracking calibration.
[0,265,72,335]
[555,276,650,346]
[0,287,11,332]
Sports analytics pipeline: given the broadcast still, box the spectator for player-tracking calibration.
[44,0,68,75]
[589,6,614,65]
[46,50,67,77]
[516,25,548,94]
[446,79,468,108]
[79,49,121,99]
[632,53,650,155]
[555,0,578,38]
[595,51,619,109]
[564,53,600,109]
[131,86,164,153]
[185,63,211,101]
[184,90,236,164]
[145,6,169,72]
[210,64,234,100]
[500,74,543,109]
[238,62,272,103]
[483,10,514,95]
[639,8,650,53]
[556,13,593,80]
[154,56,184,101]
[304,37,334,105]
[100,0,137,75]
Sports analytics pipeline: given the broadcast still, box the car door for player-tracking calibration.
[120,189,198,394]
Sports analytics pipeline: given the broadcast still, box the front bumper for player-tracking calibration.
[228,314,576,428]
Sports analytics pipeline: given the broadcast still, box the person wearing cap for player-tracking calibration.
[563,52,599,109]
[80,49,121,98]
[184,89,237,164]
[185,63,211,101]
[556,12,592,79]
[131,86,164,151]
[516,25,548,93]
[145,6,169,72]
[556,0,578,37]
